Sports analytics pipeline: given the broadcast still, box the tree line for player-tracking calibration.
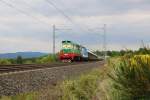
[0,54,58,65]
[94,47,150,57]
[0,47,149,65]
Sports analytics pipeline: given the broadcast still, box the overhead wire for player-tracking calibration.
[16,1,79,39]
[44,0,94,34]
[11,0,77,31]
[45,0,75,25]
[0,0,52,28]
[44,0,104,49]
[3,0,75,30]
[0,0,96,52]
[12,0,80,49]
[16,1,88,40]
[0,0,102,37]
[1,0,98,34]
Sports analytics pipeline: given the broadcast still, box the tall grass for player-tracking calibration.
[108,55,150,99]
[59,70,101,100]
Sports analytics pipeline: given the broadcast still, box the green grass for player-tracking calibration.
[59,69,101,100]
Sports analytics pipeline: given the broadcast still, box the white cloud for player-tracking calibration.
[0,0,150,52]
[73,11,150,26]
[0,36,53,53]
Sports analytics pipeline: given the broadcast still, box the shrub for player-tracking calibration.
[24,60,33,64]
[0,59,11,65]
[36,55,57,64]
[109,55,150,99]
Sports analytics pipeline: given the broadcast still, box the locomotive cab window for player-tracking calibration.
[62,43,73,49]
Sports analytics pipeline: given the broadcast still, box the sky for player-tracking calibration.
[0,0,150,53]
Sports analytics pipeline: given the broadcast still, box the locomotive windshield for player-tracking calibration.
[61,41,81,54]
[62,43,73,49]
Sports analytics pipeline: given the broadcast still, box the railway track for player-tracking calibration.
[0,62,99,74]
[0,61,103,96]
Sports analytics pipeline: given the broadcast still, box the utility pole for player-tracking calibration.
[89,24,107,60]
[141,40,145,48]
[103,24,107,61]
[52,25,71,55]
[53,25,56,55]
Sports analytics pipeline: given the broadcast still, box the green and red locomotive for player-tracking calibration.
[59,40,98,62]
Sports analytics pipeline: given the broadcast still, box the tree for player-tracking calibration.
[120,50,126,56]
[16,56,23,64]
[138,48,150,54]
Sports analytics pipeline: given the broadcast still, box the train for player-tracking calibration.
[59,40,100,62]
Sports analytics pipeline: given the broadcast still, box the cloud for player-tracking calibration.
[0,0,150,53]
[0,36,51,53]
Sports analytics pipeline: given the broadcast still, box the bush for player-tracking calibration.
[24,60,33,64]
[36,55,57,64]
[60,70,100,100]
[108,55,150,99]
[0,59,11,65]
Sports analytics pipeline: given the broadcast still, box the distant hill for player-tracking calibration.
[0,52,48,59]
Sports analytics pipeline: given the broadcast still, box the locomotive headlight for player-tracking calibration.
[62,45,67,49]
[62,44,72,49]
[67,44,71,48]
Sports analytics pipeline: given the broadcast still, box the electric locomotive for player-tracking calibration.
[59,40,98,62]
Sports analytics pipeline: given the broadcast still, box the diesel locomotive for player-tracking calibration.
[59,40,99,62]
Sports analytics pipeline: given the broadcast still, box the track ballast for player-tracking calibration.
[0,62,98,74]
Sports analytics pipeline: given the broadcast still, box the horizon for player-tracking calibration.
[0,47,145,54]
